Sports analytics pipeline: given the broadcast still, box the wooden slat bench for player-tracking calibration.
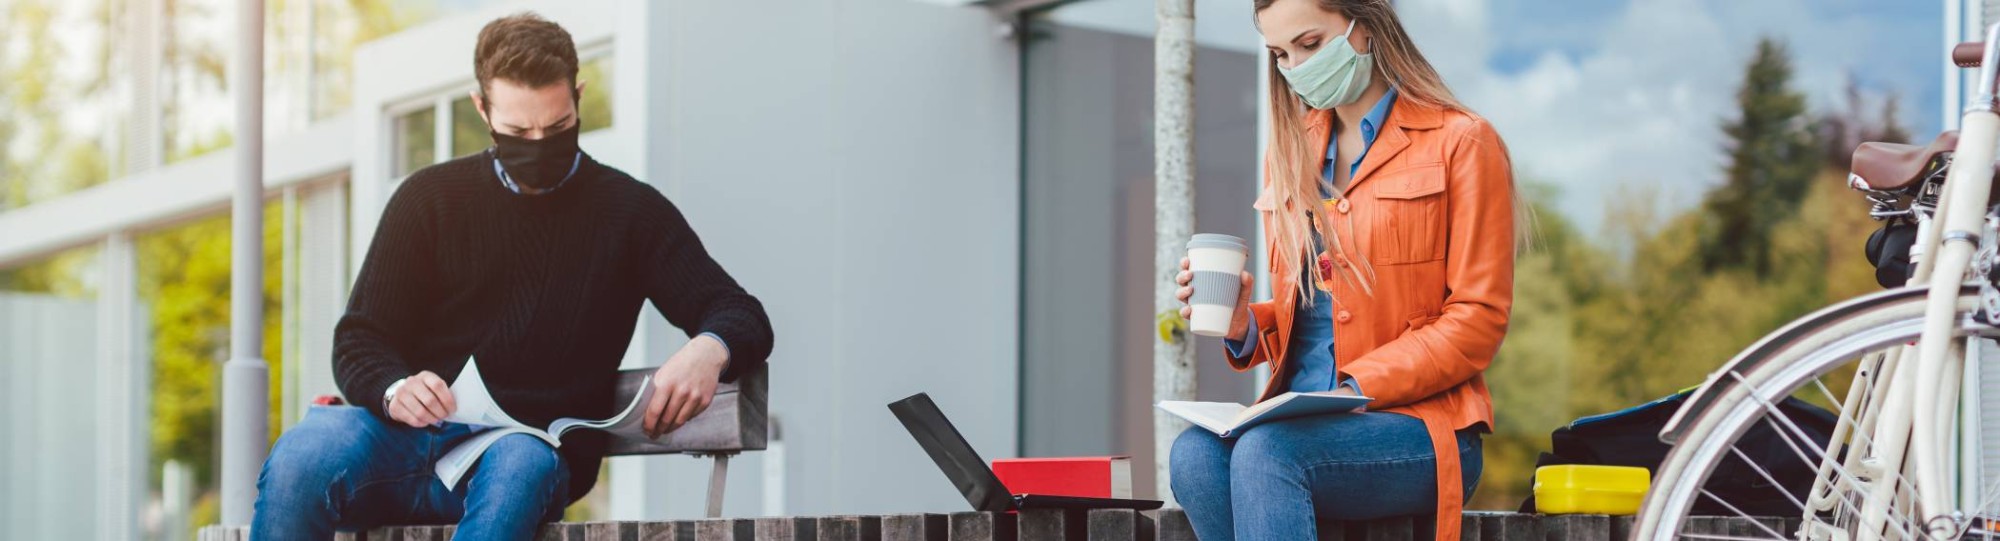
[199,510,1792,540]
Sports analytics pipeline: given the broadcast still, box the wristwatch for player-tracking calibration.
[383,377,409,413]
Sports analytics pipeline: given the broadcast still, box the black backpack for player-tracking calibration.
[1519,390,1840,516]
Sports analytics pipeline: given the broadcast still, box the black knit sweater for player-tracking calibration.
[332,151,773,501]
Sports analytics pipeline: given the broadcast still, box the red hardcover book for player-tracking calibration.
[990,456,1132,499]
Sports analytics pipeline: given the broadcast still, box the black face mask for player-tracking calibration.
[489,119,581,191]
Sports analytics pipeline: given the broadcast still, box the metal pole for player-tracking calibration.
[1153,0,1196,505]
[220,0,268,526]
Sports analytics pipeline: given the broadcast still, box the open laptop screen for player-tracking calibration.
[887,393,1015,512]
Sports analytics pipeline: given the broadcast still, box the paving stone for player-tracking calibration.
[881,514,948,541]
[754,516,817,541]
[1154,509,1195,541]
[948,511,1016,541]
[1082,509,1135,541]
[1540,515,1609,541]
[698,518,755,541]
[1018,509,1083,541]
[587,521,640,541]
[815,515,881,541]
[639,521,697,541]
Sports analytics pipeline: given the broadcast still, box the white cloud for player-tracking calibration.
[1398,0,1940,231]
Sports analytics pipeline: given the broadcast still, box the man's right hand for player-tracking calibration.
[388,371,457,428]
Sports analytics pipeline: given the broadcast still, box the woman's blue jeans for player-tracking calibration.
[1169,411,1482,541]
[249,406,571,541]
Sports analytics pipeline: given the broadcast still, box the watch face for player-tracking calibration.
[383,379,407,408]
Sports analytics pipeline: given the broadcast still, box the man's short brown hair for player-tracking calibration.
[473,12,578,98]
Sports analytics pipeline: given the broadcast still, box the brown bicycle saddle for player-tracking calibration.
[1852,131,1958,191]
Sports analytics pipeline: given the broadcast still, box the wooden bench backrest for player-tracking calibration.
[603,366,768,455]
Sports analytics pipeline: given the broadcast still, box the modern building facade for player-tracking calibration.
[0,0,1273,537]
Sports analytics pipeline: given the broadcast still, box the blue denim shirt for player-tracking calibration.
[1225,88,1397,394]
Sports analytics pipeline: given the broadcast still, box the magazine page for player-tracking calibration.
[434,358,556,487]
[442,358,529,429]
[433,426,559,488]
[433,361,657,487]
[547,374,653,439]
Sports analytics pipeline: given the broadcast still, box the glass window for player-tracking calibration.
[442,53,613,163]
[163,0,234,164]
[0,247,101,298]
[310,0,501,121]
[136,202,288,537]
[393,107,438,178]
[451,96,490,160]
[578,55,615,133]
[2,0,127,210]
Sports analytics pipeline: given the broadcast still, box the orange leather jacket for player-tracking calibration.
[1231,99,1513,540]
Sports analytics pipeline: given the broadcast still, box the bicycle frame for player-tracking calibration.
[1834,23,2000,541]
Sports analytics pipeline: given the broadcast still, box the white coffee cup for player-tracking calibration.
[1186,234,1251,337]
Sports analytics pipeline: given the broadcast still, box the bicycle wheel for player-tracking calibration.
[1633,285,1995,541]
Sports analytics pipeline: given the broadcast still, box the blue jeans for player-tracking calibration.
[250,406,571,541]
[1169,412,1482,541]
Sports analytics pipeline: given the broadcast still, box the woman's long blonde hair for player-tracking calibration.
[1255,0,1464,302]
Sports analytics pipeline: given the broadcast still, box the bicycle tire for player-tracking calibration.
[1633,285,1987,540]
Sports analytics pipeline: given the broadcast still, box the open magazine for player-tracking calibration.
[1156,391,1370,439]
[433,359,656,488]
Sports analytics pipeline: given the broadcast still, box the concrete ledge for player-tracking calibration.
[199,511,1790,540]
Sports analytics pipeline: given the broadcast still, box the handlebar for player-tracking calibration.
[1957,42,1984,68]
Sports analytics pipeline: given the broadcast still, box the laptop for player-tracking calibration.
[888,392,1164,511]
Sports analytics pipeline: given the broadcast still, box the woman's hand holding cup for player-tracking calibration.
[1177,234,1255,341]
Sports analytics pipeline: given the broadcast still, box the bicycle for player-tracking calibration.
[1632,28,2000,541]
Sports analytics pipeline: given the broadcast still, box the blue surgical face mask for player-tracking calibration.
[1276,19,1374,110]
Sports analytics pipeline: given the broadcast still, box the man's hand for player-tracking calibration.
[388,371,457,428]
[643,334,730,439]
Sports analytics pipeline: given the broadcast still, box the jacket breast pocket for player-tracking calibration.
[1367,166,1449,264]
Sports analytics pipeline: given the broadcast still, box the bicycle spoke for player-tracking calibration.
[1732,374,1929,540]
[1697,488,1792,539]
[1677,533,1789,541]
[1727,446,1811,513]
[1692,407,1920,541]
[1749,404,1925,541]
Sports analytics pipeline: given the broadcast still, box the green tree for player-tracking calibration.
[1474,38,1902,510]
[1819,77,1913,167]
[1700,38,1821,274]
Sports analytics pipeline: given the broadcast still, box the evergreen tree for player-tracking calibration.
[1701,38,1822,274]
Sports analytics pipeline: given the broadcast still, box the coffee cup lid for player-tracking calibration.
[1187,233,1249,253]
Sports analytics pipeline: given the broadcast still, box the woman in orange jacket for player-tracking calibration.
[1169,0,1514,539]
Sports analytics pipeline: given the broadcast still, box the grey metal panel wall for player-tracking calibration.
[1019,22,1261,499]
[615,0,1023,518]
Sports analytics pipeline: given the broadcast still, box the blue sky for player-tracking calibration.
[1398,0,1947,229]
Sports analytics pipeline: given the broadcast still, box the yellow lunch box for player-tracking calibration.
[1533,465,1651,515]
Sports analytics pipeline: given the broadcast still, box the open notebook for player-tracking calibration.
[432,359,655,488]
[1157,392,1370,439]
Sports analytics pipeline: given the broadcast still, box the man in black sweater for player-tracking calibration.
[250,13,773,540]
